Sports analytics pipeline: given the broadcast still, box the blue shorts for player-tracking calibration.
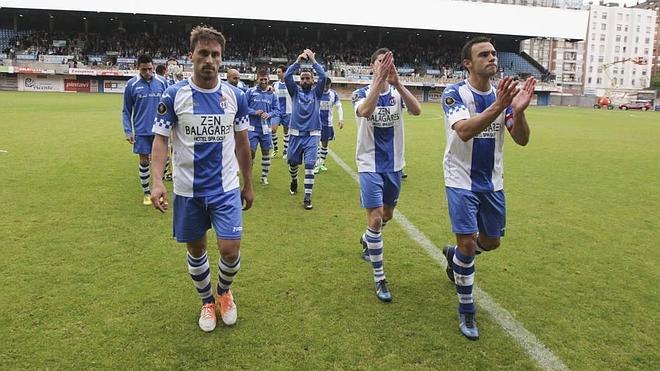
[287,135,319,167]
[445,187,506,238]
[133,135,154,155]
[172,188,243,242]
[249,130,273,151]
[271,113,290,128]
[321,126,335,142]
[359,171,402,209]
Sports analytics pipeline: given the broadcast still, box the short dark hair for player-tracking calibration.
[325,77,332,85]
[190,25,226,52]
[277,64,287,72]
[256,68,269,77]
[461,36,492,61]
[300,68,313,76]
[137,54,152,65]
[155,64,167,75]
[370,48,390,65]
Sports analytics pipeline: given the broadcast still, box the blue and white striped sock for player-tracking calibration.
[261,154,271,178]
[365,227,385,282]
[283,134,290,153]
[289,164,298,180]
[217,253,241,295]
[272,133,279,152]
[304,164,314,199]
[138,163,150,194]
[187,252,214,304]
[453,248,476,314]
[319,145,328,164]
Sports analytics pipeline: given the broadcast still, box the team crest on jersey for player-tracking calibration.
[445,97,455,106]
[157,102,167,115]
[389,96,396,106]
[219,95,228,109]
[351,91,360,104]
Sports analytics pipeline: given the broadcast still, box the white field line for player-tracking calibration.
[328,149,569,371]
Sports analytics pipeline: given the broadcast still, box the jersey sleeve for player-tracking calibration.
[441,87,470,127]
[351,88,367,116]
[504,105,514,130]
[152,87,177,137]
[121,82,134,136]
[234,90,249,132]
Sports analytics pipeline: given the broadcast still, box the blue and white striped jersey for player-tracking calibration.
[152,78,249,197]
[352,85,406,173]
[441,79,514,192]
[320,89,343,128]
[122,74,168,136]
[272,81,293,115]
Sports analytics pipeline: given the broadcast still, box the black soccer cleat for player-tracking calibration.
[443,245,455,283]
[289,179,298,195]
[304,198,313,210]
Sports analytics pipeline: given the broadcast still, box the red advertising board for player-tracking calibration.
[64,79,91,92]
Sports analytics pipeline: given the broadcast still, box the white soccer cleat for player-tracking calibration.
[198,302,217,332]
[260,177,269,185]
[217,290,237,326]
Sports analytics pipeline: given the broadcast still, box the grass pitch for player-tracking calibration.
[0,91,658,369]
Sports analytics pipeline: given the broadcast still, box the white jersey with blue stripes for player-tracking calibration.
[352,85,406,173]
[272,81,293,114]
[320,89,341,128]
[441,79,514,192]
[152,78,249,197]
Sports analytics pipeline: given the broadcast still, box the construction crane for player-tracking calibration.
[594,56,648,109]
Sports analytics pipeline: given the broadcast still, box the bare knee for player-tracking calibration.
[456,234,477,256]
[219,240,241,262]
[478,236,501,251]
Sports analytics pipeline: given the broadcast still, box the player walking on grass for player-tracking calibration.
[353,48,421,302]
[284,49,326,210]
[441,37,535,340]
[121,54,168,205]
[314,78,343,174]
[247,69,280,185]
[271,64,293,159]
[150,26,254,333]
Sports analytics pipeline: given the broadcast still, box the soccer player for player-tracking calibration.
[314,78,343,174]
[150,26,254,333]
[284,49,326,210]
[353,49,421,302]
[226,68,248,92]
[121,54,168,205]
[271,65,293,159]
[247,69,280,185]
[440,37,535,340]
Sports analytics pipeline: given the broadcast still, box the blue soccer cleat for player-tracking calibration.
[375,279,392,302]
[459,313,479,340]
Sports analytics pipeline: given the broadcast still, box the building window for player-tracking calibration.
[631,79,635,85]
[588,77,592,83]
[616,35,621,42]
[602,13,607,20]
[597,77,602,84]
[645,38,650,44]
[600,34,606,42]
[615,46,620,53]
[601,24,607,31]
[617,24,622,31]
[598,56,604,62]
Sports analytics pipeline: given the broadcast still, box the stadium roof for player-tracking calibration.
[2,0,589,40]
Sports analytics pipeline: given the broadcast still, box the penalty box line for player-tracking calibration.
[328,149,569,371]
